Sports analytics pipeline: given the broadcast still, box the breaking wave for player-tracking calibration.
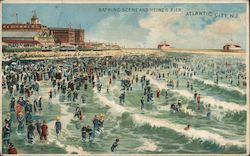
[95,90,245,148]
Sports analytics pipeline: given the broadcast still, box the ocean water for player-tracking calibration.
[2,52,247,154]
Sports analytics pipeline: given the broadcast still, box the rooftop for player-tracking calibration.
[3,31,38,38]
[3,39,41,44]
[224,43,241,47]
[49,27,84,31]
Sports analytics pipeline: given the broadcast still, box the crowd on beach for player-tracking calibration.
[2,54,246,154]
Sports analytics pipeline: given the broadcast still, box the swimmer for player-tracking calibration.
[184,124,191,131]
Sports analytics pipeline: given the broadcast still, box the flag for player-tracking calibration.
[32,10,36,16]
[12,12,17,17]
[68,23,72,28]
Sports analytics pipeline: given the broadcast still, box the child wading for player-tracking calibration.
[7,143,17,154]
[40,120,48,143]
[27,121,35,144]
[111,138,119,152]
[55,118,62,137]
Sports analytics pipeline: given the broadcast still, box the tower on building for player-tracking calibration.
[31,12,39,24]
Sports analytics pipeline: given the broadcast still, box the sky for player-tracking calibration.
[3,3,247,49]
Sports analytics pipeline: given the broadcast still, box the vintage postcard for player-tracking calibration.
[1,0,249,155]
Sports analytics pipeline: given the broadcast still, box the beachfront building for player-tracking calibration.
[2,13,85,51]
[2,13,123,52]
[3,40,42,48]
[223,43,242,52]
[2,14,51,36]
[49,28,84,46]
[84,42,121,50]
[105,43,121,50]
[2,15,48,32]
[2,14,55,50]
[2,39,42,52]
[158,41,172,50]
[3,31,55,46]
[2,31,44,52]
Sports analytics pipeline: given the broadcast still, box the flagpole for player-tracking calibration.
[16,13,18,23]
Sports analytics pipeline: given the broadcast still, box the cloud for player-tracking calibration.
[88,6,246,49]
[139,12,182,48]
[205,13,245,34]
[87,13,148,48]
[139,11,246,49]
[203,13,246,48]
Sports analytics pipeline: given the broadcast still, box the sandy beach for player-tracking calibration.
[2,48,246,61]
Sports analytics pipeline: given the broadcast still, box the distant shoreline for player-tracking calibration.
[161,48,246,56]
[2,48,246,61]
